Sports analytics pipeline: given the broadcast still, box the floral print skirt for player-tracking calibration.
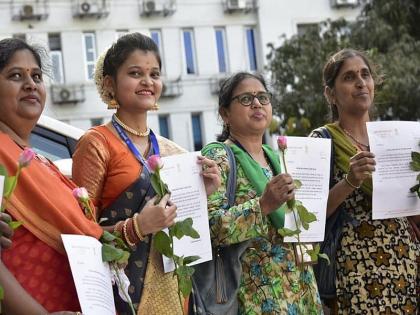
[336,196,419,314]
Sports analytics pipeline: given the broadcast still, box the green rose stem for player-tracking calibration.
[147,155,200,314]
[73,187,135,315]
[278,148,305,273]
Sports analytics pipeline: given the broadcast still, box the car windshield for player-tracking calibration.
[30,132,71,161]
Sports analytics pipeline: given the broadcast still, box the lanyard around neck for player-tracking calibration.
[111,115,160,174]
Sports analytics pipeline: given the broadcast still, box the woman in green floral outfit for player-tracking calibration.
[202,72,323,315]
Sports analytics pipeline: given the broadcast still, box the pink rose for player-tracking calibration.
[147,155,163,173]
[277,136,287,151]
[18,148,35,168]
[72,187,89,202]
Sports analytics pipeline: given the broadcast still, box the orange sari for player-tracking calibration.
[72,126,188,315]
[0,133,102,312]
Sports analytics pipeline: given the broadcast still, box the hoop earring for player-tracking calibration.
[108,98,120,110]
[151,103,160,111]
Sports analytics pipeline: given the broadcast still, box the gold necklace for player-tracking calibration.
[113,114,150,137]
[342,127,369,148]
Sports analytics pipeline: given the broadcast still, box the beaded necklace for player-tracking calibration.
[113,114,150,137]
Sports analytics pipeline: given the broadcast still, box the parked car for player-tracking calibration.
[31,115,85,176]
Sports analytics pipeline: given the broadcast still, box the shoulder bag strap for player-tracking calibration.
[220,143,237,207]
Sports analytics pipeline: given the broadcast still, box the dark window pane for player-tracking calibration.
[48,33,61,51]
[50,51,64,84]
[191,114,203,151]
[13,33,26,41]
[215,29,227,73]
[85,35,93,51]
[159,115,170,139]
[151,31,160,46]
[183,31,196,74]
[246,28,257,71]
[30,133,70,161]
[87,64,95,79]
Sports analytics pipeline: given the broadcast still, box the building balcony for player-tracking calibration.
[161,78,183,97]
[223,0,258,14]
[11,0,49,21]
[331,0,360,8]
[72,0,110,19]
[139,0,176,17]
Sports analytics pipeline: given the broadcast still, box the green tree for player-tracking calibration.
[267,0,420,136]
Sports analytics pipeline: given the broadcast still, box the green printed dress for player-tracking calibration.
[204,145,323,315]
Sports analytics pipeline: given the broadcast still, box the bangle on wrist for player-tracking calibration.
[123,219,136,247]
[127,218,140,244]
[344,174,360,189]
[133,213,145,241]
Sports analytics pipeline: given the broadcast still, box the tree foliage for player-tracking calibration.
[267,0,420,136]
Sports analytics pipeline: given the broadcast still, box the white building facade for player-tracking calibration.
[0,0,360,151]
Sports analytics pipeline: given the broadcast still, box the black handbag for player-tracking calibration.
[191,143,250,315]
[311,127,357,300]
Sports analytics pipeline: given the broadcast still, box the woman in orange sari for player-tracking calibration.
[0,38,102,314]
[72,32,220,315]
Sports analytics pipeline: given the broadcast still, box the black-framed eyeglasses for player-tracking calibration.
[231,92,272,106]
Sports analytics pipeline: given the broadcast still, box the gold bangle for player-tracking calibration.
[344,174,360,189]
[123,219,136,247]
[133,213,145,241]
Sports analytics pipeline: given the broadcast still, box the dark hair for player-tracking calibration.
[217,72,269,141]
[323,48,380,121]
[103,32,161,79]
[0,38,45,72]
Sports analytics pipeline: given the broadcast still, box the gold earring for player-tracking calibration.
[151,103,159,111]
[108,98,120,110]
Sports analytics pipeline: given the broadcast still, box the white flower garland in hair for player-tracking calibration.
[94,50,111,106]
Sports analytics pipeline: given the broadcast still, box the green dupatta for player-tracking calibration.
[204,142,286,228]
[325,123,373,196]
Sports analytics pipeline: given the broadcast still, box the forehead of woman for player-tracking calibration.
[337,56,370,76]
[118,49,160,69]
[233,77,266,95]
[2,49,41,72]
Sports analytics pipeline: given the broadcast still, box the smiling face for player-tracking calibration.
[327,56,374,119]
[222,77,272,138]
[0,49,46,130]
[107,49,162,113]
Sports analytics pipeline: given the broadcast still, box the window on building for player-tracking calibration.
[48,33,65,84]
[13,33,26,41]
[158,115,170,139]
[183,29,197,74]
[191,113,203,151]
[297,23,319,37]
[245,27,257,71]
[90,117,103,126]
[83,32,97,80]
[215,28,228,73]
[150,29,164,72]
